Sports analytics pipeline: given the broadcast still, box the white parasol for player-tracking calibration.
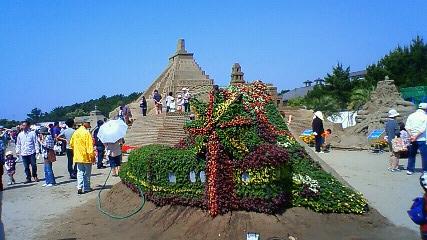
[97,119,128,143]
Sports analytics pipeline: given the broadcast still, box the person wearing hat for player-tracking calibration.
[4,151,17,186]
[182,88,191,112]
[38,126,56,187]
[406,103,427,175]
[385,109,401,172]
[312,111,324,153]
[70,120,95,194]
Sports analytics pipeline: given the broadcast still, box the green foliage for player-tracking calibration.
[348,88,372,111]
[291,152,367,213]
[265,102,288,131]
[120,145,205,199]
[64,108,88,119]
[323,63,353,109]
[366,36,427,87]
[24,92,141,122]
[286,97,306,107]
[0,119,20,128]
[26,108,47,123]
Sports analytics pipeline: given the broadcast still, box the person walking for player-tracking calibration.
[312,111,324,153]
[140,96,147,116]
[70,121,95,194]
[406,103,427,175]
[16,120,39,183]
[4,151,17,185]
[385,109,401,172]
[39,127,56,187]
[92,120,106,169]
[153,90,162,114]
[57,119,76,179]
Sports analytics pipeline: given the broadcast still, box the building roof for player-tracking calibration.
[282,86,314,101]
[349,70,367,78]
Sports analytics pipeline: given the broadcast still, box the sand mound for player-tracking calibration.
[42,182,418,240]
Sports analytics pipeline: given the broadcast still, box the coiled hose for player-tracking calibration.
[97,168,146,220]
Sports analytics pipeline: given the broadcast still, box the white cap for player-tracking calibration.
[388,109,400,118]
[5,151,13,157]
[419,103,427,110]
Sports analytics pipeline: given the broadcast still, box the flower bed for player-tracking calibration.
[120,82,368,217]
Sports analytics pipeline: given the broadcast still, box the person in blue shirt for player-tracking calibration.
[92,120,106,169]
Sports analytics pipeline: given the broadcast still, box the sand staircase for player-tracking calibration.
[125,112,190,147]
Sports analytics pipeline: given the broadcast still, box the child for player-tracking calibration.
[4,151,16,185]
[321,129,332,152]
[39,127,56,187]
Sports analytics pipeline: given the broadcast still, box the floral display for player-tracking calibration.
[371,139,388,150]
[120,81,368,217]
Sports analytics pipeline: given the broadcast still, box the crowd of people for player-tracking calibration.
[384,102,427,175]
[141,87,192,116]
[0,118,123,194]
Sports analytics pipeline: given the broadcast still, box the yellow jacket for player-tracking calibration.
[70,126,95,164]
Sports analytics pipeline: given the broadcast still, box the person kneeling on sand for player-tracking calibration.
[70,120,95,194]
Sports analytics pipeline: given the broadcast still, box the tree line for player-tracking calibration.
[3,92,141,127]
[288,36,427,115]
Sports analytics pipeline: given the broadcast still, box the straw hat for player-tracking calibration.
[388,109,400,118]
[313,111,324,121]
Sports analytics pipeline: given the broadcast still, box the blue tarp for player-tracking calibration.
[367,129,385,140]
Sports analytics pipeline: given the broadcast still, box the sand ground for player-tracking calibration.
[0,145,423,240]
[0,145,120,240]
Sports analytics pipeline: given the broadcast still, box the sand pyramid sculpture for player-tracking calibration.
[120,39,214,147]
[351,77,414,135]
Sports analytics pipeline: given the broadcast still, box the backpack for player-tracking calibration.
[408,197,427,225]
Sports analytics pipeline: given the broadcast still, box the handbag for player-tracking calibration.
[391,137,407,152]
[47,149,56,162]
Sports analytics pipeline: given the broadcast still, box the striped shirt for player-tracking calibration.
[40,135,55,159]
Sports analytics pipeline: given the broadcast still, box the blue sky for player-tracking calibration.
[1,1,426,120]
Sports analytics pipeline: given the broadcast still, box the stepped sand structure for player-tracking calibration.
[121,39,214,147]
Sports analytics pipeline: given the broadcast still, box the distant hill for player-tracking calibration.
[23,92,142,124]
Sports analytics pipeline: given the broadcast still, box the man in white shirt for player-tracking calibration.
[16,121,39,183]
[405,102,427,175]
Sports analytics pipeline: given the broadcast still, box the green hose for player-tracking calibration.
[97,168,146,220]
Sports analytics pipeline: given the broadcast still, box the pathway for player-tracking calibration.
[317,149,422,232]
[1,148,120,240]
